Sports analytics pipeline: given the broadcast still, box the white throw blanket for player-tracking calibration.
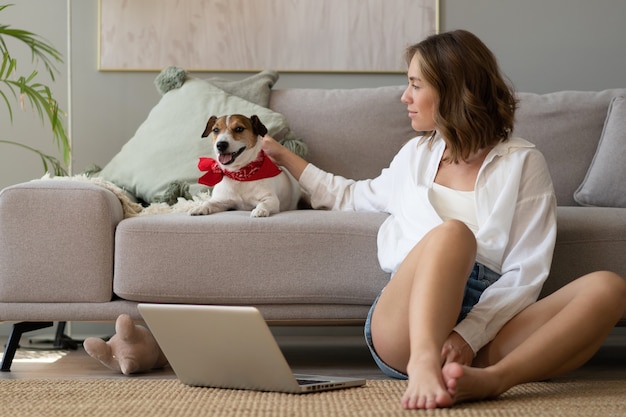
[39,174,209,218]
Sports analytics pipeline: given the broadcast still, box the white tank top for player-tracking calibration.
[429,183,479,234]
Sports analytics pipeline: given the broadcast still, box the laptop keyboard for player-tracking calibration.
[296,378,330,386]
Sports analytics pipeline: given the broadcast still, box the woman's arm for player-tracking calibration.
[261,135,308,180]
[263,134,404,213]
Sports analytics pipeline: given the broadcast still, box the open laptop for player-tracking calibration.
[138,304,366,394]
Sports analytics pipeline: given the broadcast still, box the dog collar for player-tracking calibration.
[198,150,282,186]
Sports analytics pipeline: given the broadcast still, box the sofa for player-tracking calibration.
[1,71,625,371]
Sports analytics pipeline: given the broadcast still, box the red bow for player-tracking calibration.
[198,150,282,187]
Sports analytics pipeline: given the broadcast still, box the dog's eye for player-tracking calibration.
[212,127,219,133]
[234,126,244,133]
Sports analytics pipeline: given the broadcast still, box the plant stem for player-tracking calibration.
[0,139,67,176]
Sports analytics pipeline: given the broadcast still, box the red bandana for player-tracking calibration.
[198,150,282,186]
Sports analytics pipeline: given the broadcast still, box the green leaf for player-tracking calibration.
[0,89,13,122]
[0,140,68,176]
[0,3,70,174]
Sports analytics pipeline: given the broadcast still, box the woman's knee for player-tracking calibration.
[583,271,626,314]
[600,271,626,298]
[428,220,477,257]
[438,218,473,233]
[430,220,475,243]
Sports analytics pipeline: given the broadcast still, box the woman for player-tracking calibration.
[262,30,626,409]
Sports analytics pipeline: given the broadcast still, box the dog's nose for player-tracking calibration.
[216,141,229,153]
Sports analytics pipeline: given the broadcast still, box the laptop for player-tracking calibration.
[138,303,366,394]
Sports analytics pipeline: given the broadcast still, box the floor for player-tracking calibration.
[1,327,625,381]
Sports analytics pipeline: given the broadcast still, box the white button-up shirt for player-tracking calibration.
[299,135,557,353]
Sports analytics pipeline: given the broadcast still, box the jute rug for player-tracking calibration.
[1,378,625,417]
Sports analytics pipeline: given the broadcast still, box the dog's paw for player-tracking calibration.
[188,204,211,216]
[250,207,270,218]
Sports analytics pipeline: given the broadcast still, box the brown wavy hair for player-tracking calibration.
[405,30,517,163]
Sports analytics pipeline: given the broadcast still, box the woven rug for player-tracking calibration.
[1,378,625,417]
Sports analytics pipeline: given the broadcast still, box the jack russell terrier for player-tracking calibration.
[188,114,301,217]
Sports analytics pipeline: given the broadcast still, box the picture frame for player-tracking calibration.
[98,0,439,73]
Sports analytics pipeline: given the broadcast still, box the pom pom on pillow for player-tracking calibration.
[154,66,187,95]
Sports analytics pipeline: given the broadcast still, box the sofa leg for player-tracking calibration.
[27,322,80,350]
[53,321,79,350]
[1,321,53,372]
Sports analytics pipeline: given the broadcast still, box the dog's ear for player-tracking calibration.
[202,116,218,137]
[250,115,268,137]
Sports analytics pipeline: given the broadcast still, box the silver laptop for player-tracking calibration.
[138,304,366,394]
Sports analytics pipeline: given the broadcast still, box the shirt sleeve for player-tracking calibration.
[453,151,557,353]
[298,141,415,212]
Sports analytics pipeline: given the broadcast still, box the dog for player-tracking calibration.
[188,114,301,217]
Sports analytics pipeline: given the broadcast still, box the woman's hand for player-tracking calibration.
[441,331,475,366]
[261,135,309,180]
[261,135,287,164]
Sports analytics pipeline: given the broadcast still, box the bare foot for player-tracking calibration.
[402,356,454,409]
[443,362,503,404]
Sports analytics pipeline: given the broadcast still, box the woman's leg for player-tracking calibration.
[443,271,626,404]
[370,220,477,409]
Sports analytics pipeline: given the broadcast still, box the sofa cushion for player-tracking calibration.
[513,89,626,206]
[113,211,390,306]
[574,96,626,208]
[97,72,293,204]
[540,206,626,299]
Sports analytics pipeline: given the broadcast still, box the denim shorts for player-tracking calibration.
[364,262,501,379]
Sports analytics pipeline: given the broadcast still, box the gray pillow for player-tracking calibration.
[97,76,293,204]
[574,96,626,207]
[206,70,278,107]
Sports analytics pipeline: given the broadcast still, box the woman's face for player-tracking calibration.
[401,55,438,132]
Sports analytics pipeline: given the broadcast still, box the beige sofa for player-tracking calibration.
[1,80,625,370]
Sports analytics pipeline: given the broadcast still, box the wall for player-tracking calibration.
[1,1,68,188]
[442,0,626,93]
[1,0,625,337]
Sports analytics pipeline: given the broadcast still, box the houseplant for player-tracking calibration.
[0,3,69,176]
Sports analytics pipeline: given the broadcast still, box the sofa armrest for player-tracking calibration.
[0,180,124,303]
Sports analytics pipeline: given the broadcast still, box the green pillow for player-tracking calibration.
[97,76,294,204]
[154,68,278,107]
[206,70,278,107]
